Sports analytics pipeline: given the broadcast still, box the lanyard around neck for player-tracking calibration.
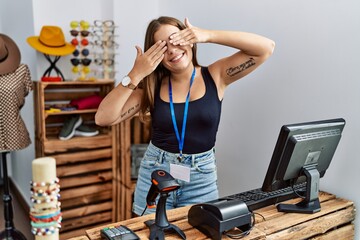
[168,67,196,158]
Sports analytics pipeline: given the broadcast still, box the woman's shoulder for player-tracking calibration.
[200,66,214,82]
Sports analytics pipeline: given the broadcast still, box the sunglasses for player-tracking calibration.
[93,29,116,37]
[93,52,117,59]
[92,34,116,43]
[91,40,119,48]
[70,20,90,30]
[71,38,89,46]
[93,68,116,78]
[94,58,115,66]
[72,66,91,74]
[73,48,90,57]
[70,30,91,37]
[70,58,92,66]
[94,20,115,28]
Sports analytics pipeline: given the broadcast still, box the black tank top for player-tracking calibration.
[151,67,222,154]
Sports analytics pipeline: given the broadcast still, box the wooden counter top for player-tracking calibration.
[83,191,355,239]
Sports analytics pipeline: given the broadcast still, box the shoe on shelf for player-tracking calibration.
[59,115,82,140]
[74,124,99,137]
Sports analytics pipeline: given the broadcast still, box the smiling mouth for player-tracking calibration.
[170,53,184,62]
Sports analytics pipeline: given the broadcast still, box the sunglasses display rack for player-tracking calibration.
[69,20,93,81]
[90,20,118,80]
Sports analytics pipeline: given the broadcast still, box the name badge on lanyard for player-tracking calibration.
[170,163,190,182]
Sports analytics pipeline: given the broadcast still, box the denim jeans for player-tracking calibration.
[133,142,219,216]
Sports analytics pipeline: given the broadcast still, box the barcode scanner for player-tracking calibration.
[144,170,185,240]
[146,170,180,208]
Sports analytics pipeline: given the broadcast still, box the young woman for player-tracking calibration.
[95,16,275,215]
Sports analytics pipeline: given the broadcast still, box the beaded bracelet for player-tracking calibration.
[30,210,61,219]
[31,218,62,228]
[30,194,60,204]
[30,204,61,215]
[30,186,60,196]
[31,226,60,236]
[30,178,59,187]
[30,214,62,223]
[29,210,62,222]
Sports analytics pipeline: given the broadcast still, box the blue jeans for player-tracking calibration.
[133,142,219,216]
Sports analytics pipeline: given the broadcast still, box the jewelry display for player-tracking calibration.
[30,157,62,240]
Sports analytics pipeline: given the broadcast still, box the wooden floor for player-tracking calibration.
[0,181,33,239]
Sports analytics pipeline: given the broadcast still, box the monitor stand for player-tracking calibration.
[277,165,321,214]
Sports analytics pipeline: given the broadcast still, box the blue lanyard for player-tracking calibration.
[168,67,196,158]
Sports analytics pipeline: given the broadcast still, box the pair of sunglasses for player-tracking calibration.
[70,58,92,66]
[73,48,90,57]
[93,68,116,78]
[92,29,116,37]
[92,34,116,43]
[70,20,90,30]
[93,52,117,59]
[92,40,119,48]
[72,66,91,74]
[70,30,91,37]
[71,38,89,46]
[94,20,115,28]
[94,58,115,66]
[93,65,116,73]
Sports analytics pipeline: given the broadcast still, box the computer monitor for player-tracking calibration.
[261,118,346,213]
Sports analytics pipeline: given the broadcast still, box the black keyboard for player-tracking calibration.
[218,182,306,211]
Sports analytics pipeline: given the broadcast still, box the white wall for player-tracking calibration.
[113,0,159,84]
[1,0,359,238]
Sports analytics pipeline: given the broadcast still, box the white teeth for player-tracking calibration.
[171,54,183,62]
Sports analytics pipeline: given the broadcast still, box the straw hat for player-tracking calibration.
[0,33,21,75]
[27,26,75,56]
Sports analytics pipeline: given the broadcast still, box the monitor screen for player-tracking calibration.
[261,118,345,213]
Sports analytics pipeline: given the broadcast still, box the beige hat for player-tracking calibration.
[0,34,21,75]
[27,26,75,56]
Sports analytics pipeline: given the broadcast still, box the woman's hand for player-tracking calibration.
[130,40,167,82]
[169,18,209,46]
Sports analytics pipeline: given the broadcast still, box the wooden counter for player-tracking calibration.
[82,191,355,239]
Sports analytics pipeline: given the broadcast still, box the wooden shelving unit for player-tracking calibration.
[33,80,117,239]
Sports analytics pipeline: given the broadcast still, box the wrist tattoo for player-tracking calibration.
[226,58,256,77]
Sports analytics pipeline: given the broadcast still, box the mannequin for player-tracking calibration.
[0,33,32,240]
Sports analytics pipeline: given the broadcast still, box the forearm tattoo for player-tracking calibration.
[226,58,256,77]
[120,103,140,118]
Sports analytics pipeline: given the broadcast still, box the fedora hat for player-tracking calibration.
[27,26,75,56]
[0,34,21,75]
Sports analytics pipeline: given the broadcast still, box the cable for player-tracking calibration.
[140,206,148,216]
[291,180,306,199]
[253,211,266,221]
[224,212,255,239]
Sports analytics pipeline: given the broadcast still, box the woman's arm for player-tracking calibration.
[95,40,167,126]
[170,18,275,95]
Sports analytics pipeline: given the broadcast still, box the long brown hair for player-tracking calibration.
[139,16,199,122]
